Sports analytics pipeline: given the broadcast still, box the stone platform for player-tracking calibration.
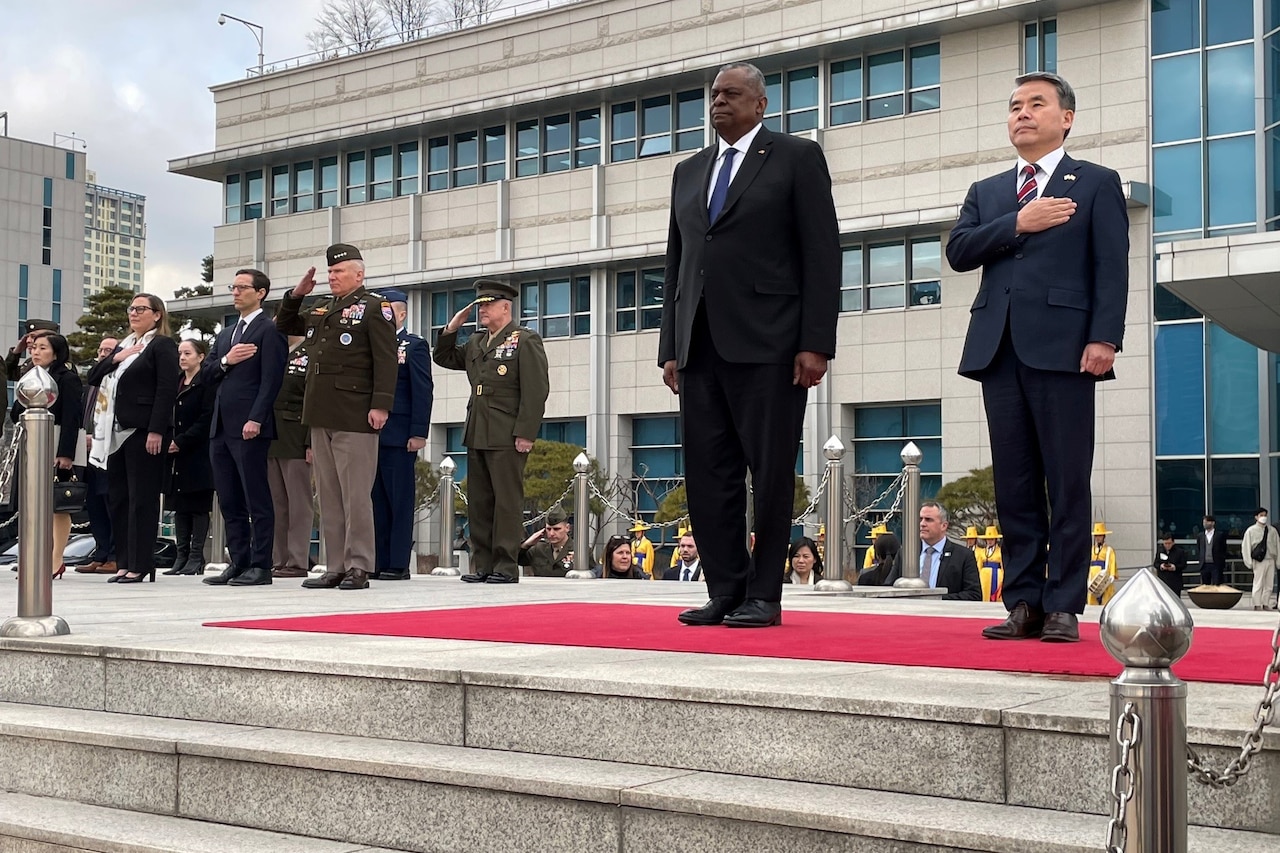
[0,572,1277,852]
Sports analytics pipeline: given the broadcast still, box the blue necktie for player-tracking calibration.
[708,148,737,223]
[922,545,936,586]
[230,318,246,347]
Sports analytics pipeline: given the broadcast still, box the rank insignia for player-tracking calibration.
[306,328,315,339]
[311,306,328,316]
[497,364,508,376]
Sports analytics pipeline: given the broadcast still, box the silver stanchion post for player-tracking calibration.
[431,457,460,576]
[1100,567,1193,853]
[2,367,70,638]
[815,435,851,591]
[893,441,926,589]
[565,452,595,579]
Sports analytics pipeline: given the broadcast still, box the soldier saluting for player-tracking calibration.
[434,280,549,584]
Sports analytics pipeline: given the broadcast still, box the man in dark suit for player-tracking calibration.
[946,72,1129,642]
[856,502,981,600]
[201,269,288,587]
[371,288,433,581]
[1154,532,1188,597]
[662,532,702,581]
[1195,515,1228,586]
[658,62,840,628]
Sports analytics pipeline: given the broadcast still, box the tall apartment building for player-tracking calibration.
[170,0,1280,572]
[0,134,86,350]
[83,171,146,295]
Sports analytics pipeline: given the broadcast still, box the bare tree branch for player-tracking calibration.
[311,0,390,55]
[379,0,435,42]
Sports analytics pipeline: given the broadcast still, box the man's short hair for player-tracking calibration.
[235,268,271,297]
[1013,71,1076,112]
[717,61,766,97]
[1203,515,1216,523]
[920,501,948,524]
[1258,507,1270,516]
[1160,531,1175,541]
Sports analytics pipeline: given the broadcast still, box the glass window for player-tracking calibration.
[909,237,942,306]
[454,131,479,187]
[542,278,572,338]
[1152,54,1201,143]
[397,142,419,196]
[1210,458,1260,537]
[639,268,663,330]
[611,102,637,162]
[244,170,264,220]
[483,126,507,182]
[1207,0,1253,46]
[676,90,705,151]
[516,119,540,177]
[543,113,572,172]
[1152,0,1200,55]
[318,157,338,208]
[1024,20,1058,73]
[640,95,672,157]
[786,66,820,131]
[867,50,905,119]
[224,175,242,223]
[1153,142,1203,233]
[763,72,783,132]
[1156,459,1205,540]
[1207,45,1255,136]
[615,270,637,332]
[1208,136,1256,228]
[370,146,394,200]
[1209,323,1260,454]
[1154,322,1206,456]
[539,420,588,447]
[631,415,684,532]
[575,108,602,166]
[427,137,449,191]
[444,425,468,482]
[1155,283,1202,321]
[1268,34,1280,127]
[852,403,943,517]
[42,177,52,207]
[1270,127,1280,225]
[293,161,315,212]
[520,281,540,332]
[573,275,591,336]
[867,242,906,309]
[345,153,366,204]
[840,245,863,312]
[830,58,863,125]
[909,44,941,112]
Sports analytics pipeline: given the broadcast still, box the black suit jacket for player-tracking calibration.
[87,337,180,437]
[947,154,1129,377]
[663,562,703,581]
[1195,530,1228,570]
[658,125,841,368]
[201,314,287,440]
[856,539,982,601]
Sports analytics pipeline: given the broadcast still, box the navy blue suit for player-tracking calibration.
[202,313,288,573]
[947,153,1128,615]
[373,328,434,573]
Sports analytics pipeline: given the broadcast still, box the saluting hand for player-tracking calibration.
[292,266,317,298]
[445,301,476,333]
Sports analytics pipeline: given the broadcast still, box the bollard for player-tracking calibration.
[2,367,70,637]
[565,452,595,579]
[893,441,927,589]
[814,435,851,591]
[431,457,461,576]
[1100,567,1192,853]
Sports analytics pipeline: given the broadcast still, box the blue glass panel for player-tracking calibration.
[830,58,862,104]
[1209,323,1259,454]
[18,264,28,297]
[1154,323,1205,456]
[633,416,679,448]
[1153,54,1201,143]
[855,406,905,438]
[1207,45,1255,136]
[52,269,61,302]
[1210,458,1259,538]
[1156,459,1205,539]
[65,151,75,180]
[910,43,940,87]
[545,280,571,315]
[1024,23,1040,72]
[1206,0,1253,45]
[633,448,683,478]
[1043,19,1058,72]
[906,404,942,436]
[42,177,53,207]
[1208,136,1256,227]
[1153,142,1203,233]
[1152,0,1200,55]
[446,426,466,453]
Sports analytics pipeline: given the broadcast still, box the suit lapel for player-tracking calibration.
[1042,154,1082,199]
[695,146,717,230]
[712,126,772,227]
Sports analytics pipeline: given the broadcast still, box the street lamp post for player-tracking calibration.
[218,13,265,76]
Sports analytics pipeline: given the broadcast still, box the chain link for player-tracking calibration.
[587,480,688,530]
[0,423,25,506]
[1105,702,1141,853]
[1186,611,1280,788]
[842,471,907,527]
[790,467,828,527]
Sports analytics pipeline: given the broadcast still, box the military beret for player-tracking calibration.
[544,504,569,526]
[380,287,408,304]
[326,243,363,266]
[474,279,518,303]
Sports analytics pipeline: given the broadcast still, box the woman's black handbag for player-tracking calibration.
[53,475,88,514]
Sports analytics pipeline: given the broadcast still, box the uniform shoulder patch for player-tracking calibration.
[381,301,394,322]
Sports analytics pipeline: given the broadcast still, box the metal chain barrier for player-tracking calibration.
[587,480,688,530]
[790,467,828,528]
[1105,702,1141,853]
[843,470,907,528]
[525,481,577,527]
[1186,613,1280,789]
[454,485,468,507]
[0,422,24,505]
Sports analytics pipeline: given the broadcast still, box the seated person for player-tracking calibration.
[518,504,596,577]
[783,536,825,586]
[858,532,901,586]
[856,502,981,600]
[602,534,647,579]
[861,522,889,569]
[662,532,702,580]
[1153,532,1187,597]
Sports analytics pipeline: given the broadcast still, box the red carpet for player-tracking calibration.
[206,603,1271,685]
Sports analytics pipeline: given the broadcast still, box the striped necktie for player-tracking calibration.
[1017,163,1039,205]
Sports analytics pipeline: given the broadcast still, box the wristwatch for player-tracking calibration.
[220,355,230,370]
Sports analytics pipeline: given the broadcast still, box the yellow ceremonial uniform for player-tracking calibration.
[631,535,656,580]
[1087,543,1118,606]
[978,544,1004,602]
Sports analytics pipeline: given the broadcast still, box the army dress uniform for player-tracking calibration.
[433,280,549,582]
[275,244,398,587]
[517,506,596,577]
[266,340,314,578]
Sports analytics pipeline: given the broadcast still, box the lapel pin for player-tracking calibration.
[757,149,765,154]
[1064,174,1077,181]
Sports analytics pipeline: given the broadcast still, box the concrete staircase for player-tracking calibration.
[1,625,1278,853]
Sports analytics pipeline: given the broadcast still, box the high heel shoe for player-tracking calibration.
[107,573,126,583]
[116,568,156,584]
[52,564,66,580]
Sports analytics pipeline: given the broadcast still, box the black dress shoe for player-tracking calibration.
[485,572,519,584]
[460,572,492,583]
[678,597,742,626]
[723,599,782,628]
[981,602,1045,640]
[228,567,273,586]
[302,571,346,589]
[1040,612,1081,643]
[339,569,370,590]
[202,565,242,586]
[372,569,410,580]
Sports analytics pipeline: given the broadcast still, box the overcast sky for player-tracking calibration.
[3,1,326,296]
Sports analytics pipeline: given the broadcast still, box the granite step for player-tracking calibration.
[0,702,1275,851]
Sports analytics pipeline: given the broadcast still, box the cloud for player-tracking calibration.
[115,83,147,114]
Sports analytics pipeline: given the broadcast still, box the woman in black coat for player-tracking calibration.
[164,338,215,575]
[10,332,83,578]
[87,294,180,584]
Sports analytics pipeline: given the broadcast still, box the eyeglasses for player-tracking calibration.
[127,305,154,314]
[227,284,257,293]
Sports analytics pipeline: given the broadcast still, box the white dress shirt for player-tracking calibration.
[706,122,764,206]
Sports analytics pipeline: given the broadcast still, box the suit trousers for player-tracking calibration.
[979,330,1097,614]
[85,463,114,562]
[106,430,166,576]
[311,428,378,574]
[211,433,275,571]
[679,319,807,604]
[1201,562,1223,586]
[466,447,528,576]
[373,444,417,571]
[268,457,313,570]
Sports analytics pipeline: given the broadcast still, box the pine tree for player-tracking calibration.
[66,286,135,366]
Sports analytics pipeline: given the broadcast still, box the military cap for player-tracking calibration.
[544,504,569,526]
[326,243,363,266]
[380,287,408,304]
[25,319,58,335]
[474,279,518,303]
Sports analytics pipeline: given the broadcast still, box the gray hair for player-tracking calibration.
[351,259,366,274]
[718,62,767,97]
[920,501,949,524]
[1012,71,1076,112]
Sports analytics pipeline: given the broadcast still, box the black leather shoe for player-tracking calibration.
[202,565,242,586]
[723,599,782,628]
[485,572,519,584]
[1040,612,1081,643]
[981,602,1045,640]
[460,573,492,583]
[372,569,410,580]
[339,569,370,590]
[302,571,345,589]
[228,567,273,586]
[677,597,742,626]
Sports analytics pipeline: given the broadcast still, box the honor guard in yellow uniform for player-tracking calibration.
[630,521,656,580]
[1087,522,1118,606]
[964,526,980,553]
[434,280,549,584]
[276,243,398,591]
[978,525,1005,602]
[862,523,889,569]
